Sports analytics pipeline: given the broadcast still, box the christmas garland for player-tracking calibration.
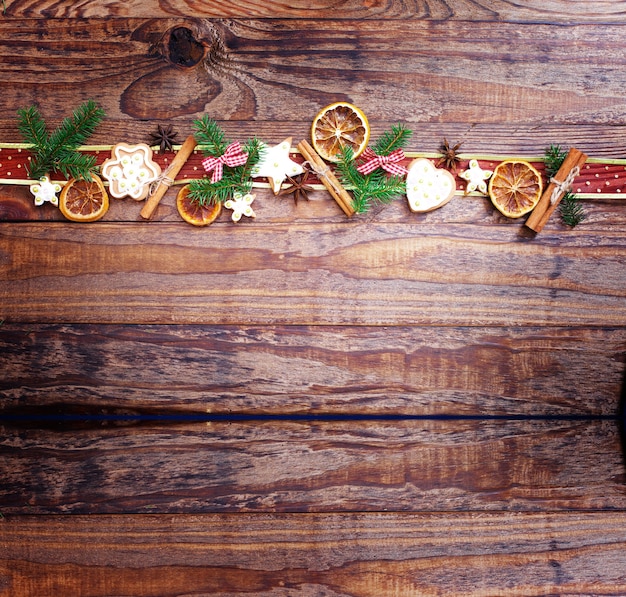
[1,100,625,231]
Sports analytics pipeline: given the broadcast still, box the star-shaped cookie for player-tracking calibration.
[251,138,304,194]
[459,159,493,195]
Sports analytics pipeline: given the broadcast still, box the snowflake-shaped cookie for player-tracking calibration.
[251,138,304,194]
[459,159,493,195]
[224,192,256,222]
[30,176,62,207]
[101,143,161,200]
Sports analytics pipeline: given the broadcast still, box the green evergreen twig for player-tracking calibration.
[544,144,568,179]
[335,123,412,214]
[188,117,264,206]
[559,190,587,227]
[372,123,412,156]
[17,100,105,181]
[544,143,586,227]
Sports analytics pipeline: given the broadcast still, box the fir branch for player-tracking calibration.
[193,115,227,155]
[187,122,264,206]
[16,106,49,148]
[372,123,412,156]
[543,144,587,227]
[17,100,104,181]
[47,100,105,151]
[54,150,99,181]
[559,190,587,227]
[544,143,568,179]
[336,145,405,214]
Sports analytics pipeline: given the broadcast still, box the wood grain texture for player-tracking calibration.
[2,168,625,228]
[1,4,625,593]
[2,222,625,326]
[0,324,623,416]
[0,19,625,123]
[1,419,623,514]
[3,512,626,597]
[4,0,626,23]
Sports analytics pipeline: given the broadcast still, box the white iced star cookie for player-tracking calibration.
[224,192,256,222]
[101,143,161,201]
[251,137,304,194]
[406,158,456,213]
[30,176,62,207]
[459,159,493,195]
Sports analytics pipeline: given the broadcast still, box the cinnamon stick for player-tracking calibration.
[297,139,355,217]
[526,147,587,233]
[140,135,198,220]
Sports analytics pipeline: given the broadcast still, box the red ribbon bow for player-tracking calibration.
[357,148,408,176]
[201,142,249,183]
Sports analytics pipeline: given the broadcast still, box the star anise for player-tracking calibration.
[277,170,314,205]
[150,124,179,152]
[437,137,463,172]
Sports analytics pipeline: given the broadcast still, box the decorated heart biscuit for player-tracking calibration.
[406,158,456,213]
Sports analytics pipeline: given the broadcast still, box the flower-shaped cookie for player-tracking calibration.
[30,176,62,207]
[459,159,493,195]
[101,143,161,200]
[224,192,256,222]
[406,158,456,213]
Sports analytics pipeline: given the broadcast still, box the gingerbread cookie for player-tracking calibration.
[101,143,161,200]
[406,158,456,213]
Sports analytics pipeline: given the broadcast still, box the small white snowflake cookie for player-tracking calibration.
[224,192,256,222]
[251,137,304,194]
[406,158,456,213]
[459,159,493,195]
[101,142,161,201]
[30,176,62,207]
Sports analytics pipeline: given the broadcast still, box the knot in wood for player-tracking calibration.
[150,21,229,73]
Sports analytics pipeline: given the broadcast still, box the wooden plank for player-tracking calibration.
[4,0,626,22]
[2,167,624,229]
[2,222,625,326]
[0,419,623,514]
[0,19,625,124]
[3,121,626,160]
[2,512,626,596]
[0,324,623,416]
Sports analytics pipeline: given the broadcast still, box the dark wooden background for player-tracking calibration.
[1,1,625,595]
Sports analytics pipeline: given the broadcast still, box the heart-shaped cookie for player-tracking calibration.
[406,158,456,213]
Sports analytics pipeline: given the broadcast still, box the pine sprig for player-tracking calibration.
[17,100,105,181]
[336,145,406,214]
[372,123,412,156]
[188,117,264,206]
[193,115,228,155]
[544,144,586,227]
[47,100,105,152]
[17,106,49,148]
[559,190,587,227]
[335,124,412,214]
[544,143,568,179]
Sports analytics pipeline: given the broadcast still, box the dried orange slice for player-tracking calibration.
[311,102,370,163]
[488,160,543,218]
[176,184,222,226]
[59,175,109,222]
